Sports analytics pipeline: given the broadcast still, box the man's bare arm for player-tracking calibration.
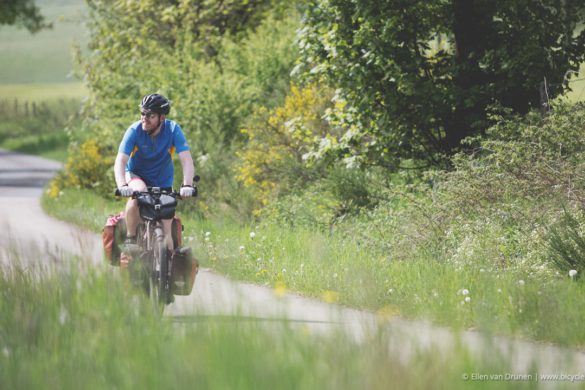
[178,150,195,186]
[114,153,129,188]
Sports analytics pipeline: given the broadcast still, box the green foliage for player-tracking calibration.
[49,138,114,198]
[69,2,300,217]
[0,0,51,33]
[548,209,585,274]
[334,101,585,278]
[297,0,585,168]
[77,0,296,148]
[236,83,335,209]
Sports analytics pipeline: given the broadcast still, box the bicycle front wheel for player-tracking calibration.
[150,227,169,310]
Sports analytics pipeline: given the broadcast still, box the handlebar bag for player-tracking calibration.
[137,194,177,221]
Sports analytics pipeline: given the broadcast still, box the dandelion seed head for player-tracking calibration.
[249,232,256,239]
[569,269,578,278]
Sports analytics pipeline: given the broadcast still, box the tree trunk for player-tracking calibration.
[445,0,495,152]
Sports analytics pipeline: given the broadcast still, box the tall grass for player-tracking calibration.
[0,251,556,390]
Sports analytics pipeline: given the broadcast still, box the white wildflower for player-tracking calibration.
[569,269,578,278]
[59,306,68,325]
[464,296,471,303]
[249,232,256,239]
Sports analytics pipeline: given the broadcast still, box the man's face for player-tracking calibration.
[140,110,162,133]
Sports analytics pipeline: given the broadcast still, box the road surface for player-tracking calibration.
[1,149,584,386]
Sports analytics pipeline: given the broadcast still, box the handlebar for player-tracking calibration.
[114,187,185,199]
[115,176,200,198]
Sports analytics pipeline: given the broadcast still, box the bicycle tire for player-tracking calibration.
[150,227,169,309]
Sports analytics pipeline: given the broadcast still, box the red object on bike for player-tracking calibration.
[102,211,184,266]
[103,211,127,265]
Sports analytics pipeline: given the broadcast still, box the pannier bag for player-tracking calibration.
[103,212,127,266]
[102,212,184,266]
[171,247,199,295]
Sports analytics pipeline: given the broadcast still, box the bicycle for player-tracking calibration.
[115,185,193,309]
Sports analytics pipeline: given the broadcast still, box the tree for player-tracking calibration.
[0,0,51,33]
[74,0,298,165]
[297,0,585,168]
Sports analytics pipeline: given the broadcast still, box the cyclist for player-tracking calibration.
[114,93,196,266]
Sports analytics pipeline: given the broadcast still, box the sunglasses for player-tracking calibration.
[140,111,158,119]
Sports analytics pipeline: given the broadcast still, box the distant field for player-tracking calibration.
[0,82,87,101]
[565,63,585,102]
[0,0,88,85]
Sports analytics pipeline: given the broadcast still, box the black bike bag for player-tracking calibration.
[137,193,177,221]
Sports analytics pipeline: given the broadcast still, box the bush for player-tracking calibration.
[334,101,585,274]
[48,138,113,198]
[548,209,585,274]
[236,84,335,211]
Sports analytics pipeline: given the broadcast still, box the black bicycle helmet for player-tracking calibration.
[140,93,171,115]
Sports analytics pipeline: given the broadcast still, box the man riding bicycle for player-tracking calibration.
[114,93,195,266]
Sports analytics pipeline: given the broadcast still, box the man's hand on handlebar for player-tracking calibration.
[180,185,196,197]
[118,185,134,197]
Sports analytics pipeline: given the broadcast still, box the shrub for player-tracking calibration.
[548,209,585,274]
[236,83,335,210]
[48,138,113,198]
[335,101,585,274]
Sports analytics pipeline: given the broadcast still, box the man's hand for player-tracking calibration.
[118,185,134,197]
[180,185,196,197]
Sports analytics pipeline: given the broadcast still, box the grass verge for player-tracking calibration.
[43,189,585,348]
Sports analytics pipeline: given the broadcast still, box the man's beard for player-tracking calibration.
[145,118,162,135]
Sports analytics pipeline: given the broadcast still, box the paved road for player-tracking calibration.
[2,149,585,386]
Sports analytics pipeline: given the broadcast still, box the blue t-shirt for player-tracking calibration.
[118,119,190,187]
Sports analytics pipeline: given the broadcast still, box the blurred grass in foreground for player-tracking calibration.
[0,252,542,390]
